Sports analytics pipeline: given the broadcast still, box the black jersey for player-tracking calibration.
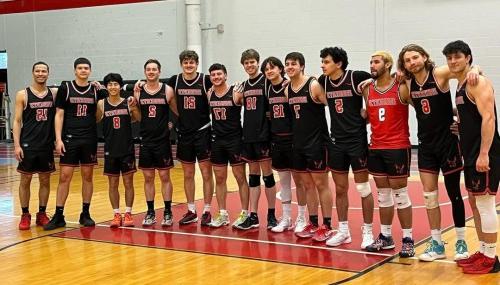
[209,86,242,139]
[170,73,211,134]
[20,87,55,151]
[410,67,455,146]
[321,70,369,141]
[138,83,170,146]
[102,98,134,157]
[287,77,329,150]
[267,80,292,135]
[55,81,97,141]
[242,73,270,142]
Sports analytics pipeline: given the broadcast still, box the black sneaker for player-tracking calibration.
[399,237,415,258]
[43,214,66,231]
[365,233,395,252]
[267,214,278,230]
[201,211,211,227]
[237,214,259,230]
[79,212,96,227]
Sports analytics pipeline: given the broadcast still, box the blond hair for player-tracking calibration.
[371,51,394,71]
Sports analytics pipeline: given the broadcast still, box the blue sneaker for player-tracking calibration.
[419,239,445,261]
[454,239,469,261]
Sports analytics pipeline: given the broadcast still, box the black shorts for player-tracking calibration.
[464,157,500,195]
[327,138,368,173]
[60,138,98,167]
[368,148,411,178]
[271,135,293,171]
[418,136,463,175]
[293,145,328,173]
[241,141,271,162]
[176,127,211,164]
[139,143,174,170]
[211,137,244,167]
[104,153,137,176]
[17,148,55,174]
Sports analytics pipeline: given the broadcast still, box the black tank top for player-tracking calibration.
[102,98,134,157]
[20,87,55,150]
[268,80,292,136]
[139,83,170,146]
[410,67,455,146]
[209,86,242,139]
[174,73,210,134]
[242,73,270,142]
[324,70,366,142]
[288,77,329,150]
[456,81,500,166]
[62,81,97,140]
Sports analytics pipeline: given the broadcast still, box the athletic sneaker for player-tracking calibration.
[232,211,248,229]
[399,237,415,258]
[454,239,469,261]
[365,233,395,252]
[201,211,211,227]
[361,226,374,250]
[179,210,198,225]
[43,214,66,231]
[312,224,335,242]
[110,213,122,228]
[326,231,352,247]
[295,223,318,238]
[161,211,173,227]
[457,252,484,267]
[463,255,500,274]
[142,211,156,226]
[294,216,307,233]
[123,212,134,227]
[419,240,445,261]
[210,212,230,228]
[237,214,259,230]
[36,212,50,227]
[19,213,31,230]
[79,212,95,227]
[271,217,294,233]
[267,214,278,229]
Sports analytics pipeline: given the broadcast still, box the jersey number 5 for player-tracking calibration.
[148,105,156,118]
[335,99,344,113]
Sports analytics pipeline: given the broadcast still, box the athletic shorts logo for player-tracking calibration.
[471,179,481,191]
[447,157,458,168]
[359,157,368,168]
[261,148,270,157]
[313,160,324,169]
[394,163,406,174]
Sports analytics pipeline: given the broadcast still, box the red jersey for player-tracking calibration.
[367,79,410,149]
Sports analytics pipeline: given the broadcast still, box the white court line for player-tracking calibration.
[408,257,457,264]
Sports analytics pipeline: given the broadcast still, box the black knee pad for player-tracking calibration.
[249,174,261,188]
[263,174,276,188]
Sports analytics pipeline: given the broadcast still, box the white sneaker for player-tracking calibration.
[294,216,307,233]
[271,217,294,233]
[361,226,374,249]
[418,240,446,262]
[326,231,352,247]
[231,211,248,228]
[209,212,230,228]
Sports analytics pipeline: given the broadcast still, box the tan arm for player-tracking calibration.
[13,90,26,161]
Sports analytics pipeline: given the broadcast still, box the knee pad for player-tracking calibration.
[393,187,412,209]
[356,182,372,198]
[248,174,261,188]
[263,174,276,188]
[378,188,394,208]
[476,195,498,233]
[423,190,439,209]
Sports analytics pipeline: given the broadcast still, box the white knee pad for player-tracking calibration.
[378,188,394,208]
[393,187,412,209]
[476,195,498,234]
[356,182,372,198]
[423,190,439,209]
[278,171,292,202]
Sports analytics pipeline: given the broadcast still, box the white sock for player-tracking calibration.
[431,229,442,244]
[298,205,306,218]
[479,241,486,253]
[203,204,211,213]
[242,209,248,215]
[402,228,413,239]
[220,209,228,216]
[381,224,392,237]
[125,207,132,213]
[113,208,120,214]
[339,221,349,234]
[363,223,373,232]
[282,203,292,219]
[484,243,497,258]
[188,203,196,213]
[455,227,465,241]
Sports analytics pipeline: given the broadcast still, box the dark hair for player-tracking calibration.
[103,73,124,87]
[397,44,435,79]
[144,59,161,71]
[179,50,199,64]
[32,61,49,72]
[209,63,227,74]
[261,56,285,78]
[320,47,348,70]
[240,49,260,64]
[74,57,91,69]
[442,40,473,64]
[285,52,305,67]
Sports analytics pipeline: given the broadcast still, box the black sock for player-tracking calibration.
[164,201,172,214]
[147,201,155,213]
[82,203,90,213]
[55,206,64,216]
[309,215,319,226]
[39,205,47,213]
[323,217,332,229]
[267,208,275,217]
[444,171,466,228]
[21,207,29,214]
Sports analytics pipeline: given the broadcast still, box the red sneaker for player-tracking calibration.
[110,213,122,228]
[179,210,198,225]
[295,223,318,238]
[312,224,335,242]
[463,255,500,274]
[457,252,484,267]
[36,212,50,227]
[19,213,31,230]
[123,212,134,227]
